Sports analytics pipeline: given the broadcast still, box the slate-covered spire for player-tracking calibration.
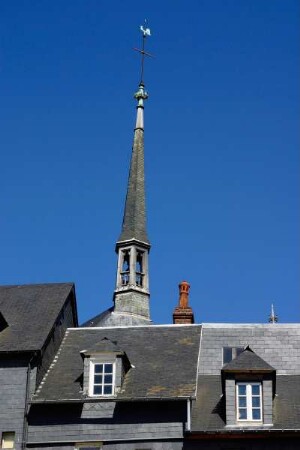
[112,24,152,324]
[117,82,149,245]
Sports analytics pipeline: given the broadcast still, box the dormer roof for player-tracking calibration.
[80,337,124,356]
[222,346,275,373]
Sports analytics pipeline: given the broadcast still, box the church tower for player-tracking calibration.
[84,25,152,327]
[114,79,151,321]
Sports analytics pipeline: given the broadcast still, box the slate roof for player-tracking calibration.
[82,308,152,327]
[191,375,300,431]
[33,325,201,401]
[199,324,300,375]
[0,283,76,352]
[81,337,124,355]
[222,347,275,372]
[118,127,149,245]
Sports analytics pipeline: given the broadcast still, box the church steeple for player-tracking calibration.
[113,25,152,322]
[117,82,149,245]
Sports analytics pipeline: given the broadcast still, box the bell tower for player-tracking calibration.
[114,25,152,322]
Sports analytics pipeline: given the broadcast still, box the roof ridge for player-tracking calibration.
[69,324,202,331]
[0,282,74,289]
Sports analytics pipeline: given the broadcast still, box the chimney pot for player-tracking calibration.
[173,281,195,324]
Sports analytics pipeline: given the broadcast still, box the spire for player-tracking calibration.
[117,22,152,245]
[268,303,278,323]
[117,82,149,244]
[112,25,153,324]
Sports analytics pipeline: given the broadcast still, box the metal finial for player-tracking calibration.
[268,303,278,323]
[133,21,154,85]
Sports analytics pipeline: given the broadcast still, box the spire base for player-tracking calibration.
[114,290,150,320]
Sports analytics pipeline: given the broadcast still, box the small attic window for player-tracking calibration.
[223,346,244,365]
[81,338,131,398]
[222,347,275,427]
[1,432,15,449]
[236,382,262,422]
[89,361,115,396]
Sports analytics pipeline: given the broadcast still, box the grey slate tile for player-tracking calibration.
[32,325,201,401]
[0,283,75,352]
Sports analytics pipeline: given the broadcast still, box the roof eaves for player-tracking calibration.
[222,368,275,373]
[30,395,195,404]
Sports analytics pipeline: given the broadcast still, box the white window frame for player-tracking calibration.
[89,359,115,397]
[236,382,262,422]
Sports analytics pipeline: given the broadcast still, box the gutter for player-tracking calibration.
[186,398,191,432]
[27,435,183,445]
[29,395,195,404]
[187,429,300,439]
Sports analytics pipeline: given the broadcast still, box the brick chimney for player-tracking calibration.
[173,281,195,324]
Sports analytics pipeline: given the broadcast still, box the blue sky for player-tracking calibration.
[0,0,299,324]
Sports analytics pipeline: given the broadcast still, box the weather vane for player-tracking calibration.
[268,303,278,323]
[133,20,154,85]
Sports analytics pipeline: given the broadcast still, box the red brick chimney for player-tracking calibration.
[173,281,195,324]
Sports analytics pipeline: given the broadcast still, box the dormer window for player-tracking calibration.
[223,346,244,365]
[81,337,131,399]
[222,347,275,427]
[236,382,262,421]
[90,361,115,396]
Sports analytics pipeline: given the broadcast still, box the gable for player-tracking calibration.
[0,283,77,352]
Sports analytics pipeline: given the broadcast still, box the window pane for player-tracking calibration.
[2,433,15,449]
[238,409,247,420]
[252,385,260,395]
[104,375,112,383]
[94,364,103,374]
[252,397,260,407]
[252,409,261,420]
[238,384,246,395]
[104,385,112,395]
[238,397,246,407]
[236,347,244,357]
[223,347,232,364]
[104,364,113,373]
[94,375,102,384]
[93,385,102,395]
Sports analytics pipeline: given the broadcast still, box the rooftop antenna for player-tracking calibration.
[268,303,278,323]
[133,20,154,85]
